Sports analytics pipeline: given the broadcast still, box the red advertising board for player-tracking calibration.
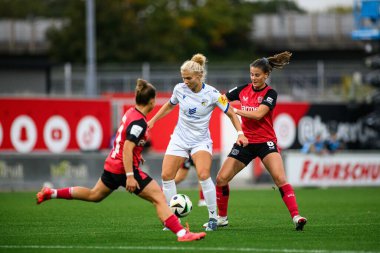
[0,98,111,153]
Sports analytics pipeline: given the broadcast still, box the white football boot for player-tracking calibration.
[202,216,228,228]
[293,215,307,231]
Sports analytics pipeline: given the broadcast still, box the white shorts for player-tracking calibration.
[165,138,213,158]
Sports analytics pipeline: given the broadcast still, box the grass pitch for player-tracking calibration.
[0,187,379,253]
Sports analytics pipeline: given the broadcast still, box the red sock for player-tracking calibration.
[164,214,183,234]
[216,185,229,217]
[279,184,299,218]
[57,187,73,199]
[199,190,204,200]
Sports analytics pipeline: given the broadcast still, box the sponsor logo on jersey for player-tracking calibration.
[188,107,197,115]
[241,105,258,111]
[218,95,228,106]
[242,96,249,102]
[130,125,143,138]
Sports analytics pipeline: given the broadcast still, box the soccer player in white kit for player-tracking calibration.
[148,53,248,231]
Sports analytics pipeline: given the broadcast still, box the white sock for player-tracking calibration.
[162,179,177,205]
[176,229,186,237]
[199,177,217,219]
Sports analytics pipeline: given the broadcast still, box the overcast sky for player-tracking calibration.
[293,0,353,12]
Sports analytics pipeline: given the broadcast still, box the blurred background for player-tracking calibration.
[0,0,379,191]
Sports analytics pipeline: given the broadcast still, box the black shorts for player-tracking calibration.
[227,141,279,166]
[101,169,152,195]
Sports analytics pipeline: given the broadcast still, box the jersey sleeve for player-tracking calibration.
[225,84,248,101]
[261,89,277,110]
[125,118,147,145]
[212,89,229,113]
[169,84,179,105]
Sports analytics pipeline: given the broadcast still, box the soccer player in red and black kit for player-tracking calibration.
[214,52,307,231]
[36,79,206,242]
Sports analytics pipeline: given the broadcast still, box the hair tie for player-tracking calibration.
[262,57,269,64]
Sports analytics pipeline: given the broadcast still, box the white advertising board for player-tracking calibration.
[285,152,380,187]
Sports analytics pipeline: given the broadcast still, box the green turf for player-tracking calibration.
[0,187,379,253]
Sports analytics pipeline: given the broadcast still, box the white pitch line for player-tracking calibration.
[0,245,379,253]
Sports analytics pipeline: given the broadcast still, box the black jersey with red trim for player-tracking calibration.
[226,83,277,144]
[104,107,148,174]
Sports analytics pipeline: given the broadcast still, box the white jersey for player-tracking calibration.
[169,82,229,146]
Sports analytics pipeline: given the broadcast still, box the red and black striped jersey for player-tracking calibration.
[226,83,277,144]
[104,107,148,174]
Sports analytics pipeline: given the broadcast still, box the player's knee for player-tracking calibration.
[197,169,210,181]
[216,174,228,186]
[90,191,105,202]
[154,194,166,206]
[161,172,174,181]
[273,176,287,187]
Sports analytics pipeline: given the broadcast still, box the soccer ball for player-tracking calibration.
[169,194,193,218]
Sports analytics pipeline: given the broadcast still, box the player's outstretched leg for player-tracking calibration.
[293,215,307,231]
[178,222,206,242]
[36,187,54,204]
[279,184,307,231]
[178,231,206,242]
[36,186,74,204]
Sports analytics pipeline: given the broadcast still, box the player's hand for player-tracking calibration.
[141,156,145,165]
[236,134,248,147]
[147,120,154,129]
[126,176,140,193]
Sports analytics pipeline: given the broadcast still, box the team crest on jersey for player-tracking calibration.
[258,96,263,103]
[201,99,208,106]
[188,107,197,115]
[218,95,228,106]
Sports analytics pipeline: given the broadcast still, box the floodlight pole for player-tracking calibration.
[85,0,97,97]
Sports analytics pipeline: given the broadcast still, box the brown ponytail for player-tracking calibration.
[250,51,292,74]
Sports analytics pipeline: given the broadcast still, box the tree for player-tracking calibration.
[0,0,304,63]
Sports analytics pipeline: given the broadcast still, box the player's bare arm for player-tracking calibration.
[123,140,140,192]
[225,105,248,147]
[148,101,175,128]
[234,104,270,120]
